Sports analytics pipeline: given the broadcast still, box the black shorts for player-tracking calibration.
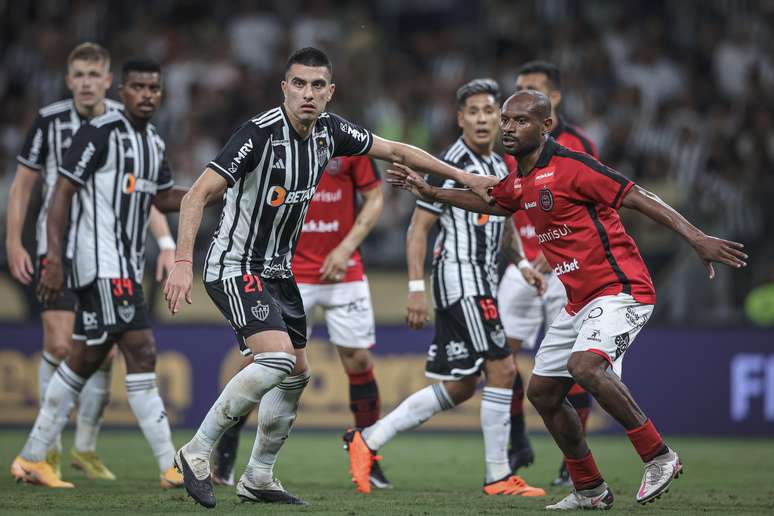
[205,274,307,355]
[72,278,149,345]
[425,296,511,380]
[36,255,78,312]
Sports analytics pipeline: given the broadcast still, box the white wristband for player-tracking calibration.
[408,280,426,293]
[517,259,531,271]
[157,235,176,251]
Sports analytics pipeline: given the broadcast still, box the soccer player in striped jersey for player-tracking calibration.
[388,90,747,509]
[500,61,598,485]
[345,79,545,497]
[163,48,502,508]
[11,58,187,490]
[5,43,176,483]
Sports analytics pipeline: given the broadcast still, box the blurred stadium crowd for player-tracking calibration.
[1,0,772,324]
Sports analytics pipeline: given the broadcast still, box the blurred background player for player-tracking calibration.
[344,79,545,497]
[11,58,185,489]
[500,60,598,485]
[5,42,176,482]
[210,155,390,489]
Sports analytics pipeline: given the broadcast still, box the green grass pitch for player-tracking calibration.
[1,430,772,515]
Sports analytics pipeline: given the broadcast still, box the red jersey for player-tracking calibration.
[292,156,381,284]
[504,121,597,261]
[491,137,655,313]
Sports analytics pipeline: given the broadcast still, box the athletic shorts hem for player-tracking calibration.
[530,369,573,379]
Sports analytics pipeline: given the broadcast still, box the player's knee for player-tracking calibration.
[566,354,603,388]
[125,341,157,373]
[526,381,560,412]
[486,357,516,387]
[44,338,72,361]
[443,377,477,405]
[339,347,372,373]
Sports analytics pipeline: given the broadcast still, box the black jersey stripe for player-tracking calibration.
[585,204,632,295]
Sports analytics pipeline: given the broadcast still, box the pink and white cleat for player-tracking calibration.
[636,447,683,504]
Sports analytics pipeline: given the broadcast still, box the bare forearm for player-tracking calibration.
[429,187,509,215]
[394,143,464,183]
[153,186,188,213]
[174,190,206,261]
[338,192,383,254]
[6,168,38,245]
[501,218,525,264]
[406,225,428,281]
[623,185,703,242]
[46,182,76,264]
[148,206,172,239]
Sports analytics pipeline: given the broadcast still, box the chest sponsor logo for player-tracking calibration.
[534,169,555,185]
[228,138,253,175]
[122,173,157,194]
[266,185,316,207]
[339,122,367,142]
[539,188,554,211]
[117,301,135,324]
[312,189,342,203]
[74,142,97,176]
[537,224,572,244]
[475,213,490,225]
[513,178,522,191]
[251,301,270,321]
[302,220,340,233]
[554,258,580,276]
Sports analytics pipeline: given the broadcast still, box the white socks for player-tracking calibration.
[362,383,454,451]
[244,371,310,485]
[185,352,296,464]
[481,386,512,483]
[22,363,84,461]
[126,372,176,472]
[38,351,60,403]
[75,361,112,452]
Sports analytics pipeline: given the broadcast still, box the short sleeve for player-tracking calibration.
[208,122,264,187]
[351,156,381,192]
[17,114,48,171]
[58,123,108,186]
[568,155,633,209]
[157,156,174,191]
[328,113,373,157]
[416,173,454,215]
[489,173,521,213]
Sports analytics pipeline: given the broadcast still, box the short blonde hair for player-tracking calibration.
[67,42,110,69]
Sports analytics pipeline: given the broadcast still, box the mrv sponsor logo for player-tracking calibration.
[228,138,253,174]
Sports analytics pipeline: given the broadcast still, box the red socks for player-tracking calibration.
[565,451,603,490]
[626,419,667,462]
[348,367,381,428]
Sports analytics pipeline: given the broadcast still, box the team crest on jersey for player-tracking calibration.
[315,137,329,164]
[539,188,554,211]
[251,301,270,321]
[117,302,135,323]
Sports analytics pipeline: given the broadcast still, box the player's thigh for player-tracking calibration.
[532,308,576,379]
[297,282,320,340]
[572,294,654,378]
[42,309,77,359]
[543,273,568,325]
[498,265,545,349]
[323,280,376,349]
[117,328,157,374]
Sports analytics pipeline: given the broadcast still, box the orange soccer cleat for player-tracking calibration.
[10,456,74,488]
[342,429,380,494]
[483,474,546,496]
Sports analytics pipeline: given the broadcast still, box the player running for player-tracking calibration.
[11,58,186,489]
[344,79,545,497]
[387,90,747,510]
[500,61,598,484]
[163,47,499,508]
[6,43,176,483]
[209,156,390,489]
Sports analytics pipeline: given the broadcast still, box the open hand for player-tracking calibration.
[7,243,34,285]
[386,163,435,202]
[520,265,547,295]
[320,245,351,282]
[156,249,175,282]
[691,234,748,279]
[163,262,193,314]
[36,258,64,304]
[406,291,430,330]
[460,173,499,204]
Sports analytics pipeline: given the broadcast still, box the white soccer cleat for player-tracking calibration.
[636,447,682,504]
[545,486,614,510]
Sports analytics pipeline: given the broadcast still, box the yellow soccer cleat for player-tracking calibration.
[483,474,546,496]
[11,456,74,488]
[70,449,116,480]
[160,465,184,489]
[46,448,61,479]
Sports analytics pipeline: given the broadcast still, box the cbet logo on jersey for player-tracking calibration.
[266,185,316,207]
[554,258,580,276]
[122,173,158,194]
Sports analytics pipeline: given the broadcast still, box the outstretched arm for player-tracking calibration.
[386,163,510,216]
[621,185,747,278]
[163,168,227,314]
[369,136,499,201]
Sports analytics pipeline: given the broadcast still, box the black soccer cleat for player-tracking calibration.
[369,460,393,489]
[236,478,309,505]
[551,460,572,487]
[508,445,536,473]
[175,449,216,509]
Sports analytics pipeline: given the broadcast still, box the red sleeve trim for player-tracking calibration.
[613,181,635,209]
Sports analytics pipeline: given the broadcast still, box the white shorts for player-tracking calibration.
[298,278,376,349]
[498,264,567,349]
[533,294,654,379]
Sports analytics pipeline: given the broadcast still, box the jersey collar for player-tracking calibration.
[534,136,559,169]
[550,117,566,139]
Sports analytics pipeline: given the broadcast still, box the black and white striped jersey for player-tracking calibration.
[203,106,373,283]
[58,110,173,288]
[416,137,509,309]
[17,98,123,257]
